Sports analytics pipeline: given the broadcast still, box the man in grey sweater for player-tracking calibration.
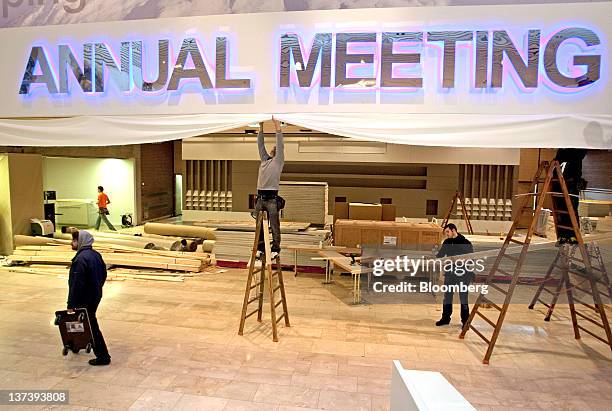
[255,117,284,259]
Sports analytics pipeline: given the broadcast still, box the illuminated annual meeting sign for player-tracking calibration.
[19,26,602,96]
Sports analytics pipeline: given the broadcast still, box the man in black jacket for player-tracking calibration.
[68,230,111,366]
[435,223,474,327]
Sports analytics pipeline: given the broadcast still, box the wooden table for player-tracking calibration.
[284,244,361,277]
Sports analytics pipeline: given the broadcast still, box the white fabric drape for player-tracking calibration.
[276,113,612,149]
[0,114,270,147]
[0,113,611,148]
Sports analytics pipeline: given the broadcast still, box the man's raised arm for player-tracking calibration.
[258,122,269,161]
[273,117,284,162]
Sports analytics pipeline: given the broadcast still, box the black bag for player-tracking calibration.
[276,195,286,210]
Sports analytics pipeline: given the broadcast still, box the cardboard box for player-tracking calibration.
[382,204,396,221]
[334,220,443,250]
[333,202,349,222]
[349,203,382,221]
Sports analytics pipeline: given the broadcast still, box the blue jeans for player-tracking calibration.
[255,197,281,253]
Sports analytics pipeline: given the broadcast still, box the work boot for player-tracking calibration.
[436,317,451,326]
[461,304,470,327]
[89,357,111,366]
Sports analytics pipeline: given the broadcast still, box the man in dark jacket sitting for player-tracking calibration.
[68,230,111,366]
[435,223,474,327]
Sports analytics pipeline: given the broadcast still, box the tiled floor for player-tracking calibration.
[0,266,610,410]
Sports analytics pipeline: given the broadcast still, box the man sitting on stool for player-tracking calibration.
[255,117,284,260]
[435,223,474,327]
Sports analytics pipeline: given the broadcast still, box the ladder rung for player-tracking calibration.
[572,297,596,311]
[536,298,551,309]
[576,325,610,345]
[556,224,577,231]
[273,285,281,293]
[553,209,570,215]
[574,285,592,295]
[567,269,589,280]
[275,313,285,324]
[274,300,283,309]
[469,325,491,345]
[247,295,260,305]
[508,238,525,245]
[495,267,512,277]
[480,296,502,312]
[251,267,263,275]
[476,311,496,328]
[245,308,259,319]
[250,281,262,290]
[541,287,555,295]
[502,254,519,262]
[575,310,604,328]
[489,283,508,294]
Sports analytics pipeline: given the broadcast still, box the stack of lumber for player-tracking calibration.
[1,265,190,282]
[279,181,328,225]
[6,241,213,281]
[193,220,310,233]
[143,222,217,241]
[213,227,330,266]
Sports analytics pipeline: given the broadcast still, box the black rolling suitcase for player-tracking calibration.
[54,308,94,356]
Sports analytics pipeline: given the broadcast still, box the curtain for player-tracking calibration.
[0,114,270,147]
[1,113,611,149]
[276,113,612,149]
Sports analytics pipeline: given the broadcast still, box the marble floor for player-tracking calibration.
[0,266,611,411]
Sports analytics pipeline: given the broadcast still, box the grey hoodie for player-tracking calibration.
[257,130,284,191]
[77,230,94,251]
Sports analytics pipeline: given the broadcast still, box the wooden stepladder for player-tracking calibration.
[459,161,612,364]
[238,211,290,342]
[529,222,612,322]
[441,191,474,235]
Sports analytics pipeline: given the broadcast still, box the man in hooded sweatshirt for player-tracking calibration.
[67,230,111,366]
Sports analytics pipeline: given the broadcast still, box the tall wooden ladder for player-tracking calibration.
[459,160,612,364]
[528,222,611,321]
[441,191,474,235]
[238,210,290,342]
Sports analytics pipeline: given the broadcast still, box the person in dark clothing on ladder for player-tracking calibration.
[67,230,111,366]
[255,117,284,260]
[435,223,474,327]
[553,149,588,244]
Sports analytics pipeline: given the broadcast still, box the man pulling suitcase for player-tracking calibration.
[66,230,111,366]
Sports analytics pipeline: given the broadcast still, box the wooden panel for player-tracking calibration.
[360,228,381,246]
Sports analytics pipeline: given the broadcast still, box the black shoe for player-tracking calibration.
[89,357,111,366]
[436,318,451,326]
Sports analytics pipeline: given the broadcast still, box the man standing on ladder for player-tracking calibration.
[255,117,284,260]
[552,149,587,244]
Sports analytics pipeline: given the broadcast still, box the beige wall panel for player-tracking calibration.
[0,155,12,255]
[183,136,520,165]
[8,153,44,238]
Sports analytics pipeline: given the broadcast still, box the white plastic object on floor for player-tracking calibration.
[390,360,475,411]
